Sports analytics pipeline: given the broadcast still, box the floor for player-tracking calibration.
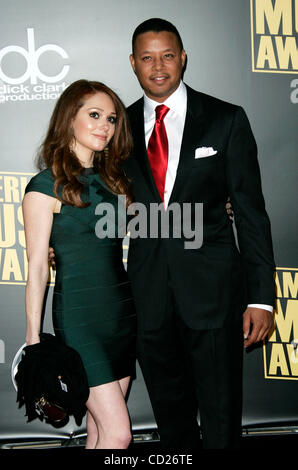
[1,430,298,454]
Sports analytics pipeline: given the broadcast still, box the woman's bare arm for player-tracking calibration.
[22,191,56,345]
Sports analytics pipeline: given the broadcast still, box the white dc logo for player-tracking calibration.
[0,28,70,85]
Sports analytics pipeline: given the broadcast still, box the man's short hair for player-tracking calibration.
[132,18,184,54]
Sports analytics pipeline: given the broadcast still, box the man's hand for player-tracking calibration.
[48,247,56,267]
[243,307,274,348]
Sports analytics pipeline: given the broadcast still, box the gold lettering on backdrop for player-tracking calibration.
[268,343,289,376]
[0,204,16,247]
[251,0,298,73]
[256,0,292,35]
[0,339,4,364]
[2,249,22,281]
[275,36,298,68]
[283,271,298,298]
[264,269,298,380]
[0,171,55,285]
[4,176,20,203]
[269,299,298,342]
[256,35,278,68]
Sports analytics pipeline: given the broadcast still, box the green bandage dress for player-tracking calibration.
[25,167,136,387]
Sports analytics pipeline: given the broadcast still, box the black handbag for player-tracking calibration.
[15,333,90,427]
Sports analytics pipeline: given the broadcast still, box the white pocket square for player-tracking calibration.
[195,147,218,158]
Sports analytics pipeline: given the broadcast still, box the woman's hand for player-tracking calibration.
[225,197,234,221]
[25,335,40,346]
[49,247,56,267]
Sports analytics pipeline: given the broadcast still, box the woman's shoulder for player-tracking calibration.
[25,168,56,197]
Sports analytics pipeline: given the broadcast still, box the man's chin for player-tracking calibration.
[144,84,178,102]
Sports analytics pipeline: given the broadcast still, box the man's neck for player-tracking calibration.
[144,81,187,119]
[144,80,184,106]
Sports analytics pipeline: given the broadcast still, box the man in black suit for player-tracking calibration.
[125,18,275,449]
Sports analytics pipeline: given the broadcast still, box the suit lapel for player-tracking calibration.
[168,86,206,205]
[129,86,206,204]
[130,98,161,201]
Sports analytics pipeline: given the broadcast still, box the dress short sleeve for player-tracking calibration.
[25,168,56,198]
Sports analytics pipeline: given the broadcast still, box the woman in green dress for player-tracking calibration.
[23,80,136,449]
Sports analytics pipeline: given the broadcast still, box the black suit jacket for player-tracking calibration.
[124,84,275,330]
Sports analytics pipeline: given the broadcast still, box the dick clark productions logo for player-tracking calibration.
[0,28,69,102]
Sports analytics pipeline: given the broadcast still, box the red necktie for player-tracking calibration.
[147,104,170,202]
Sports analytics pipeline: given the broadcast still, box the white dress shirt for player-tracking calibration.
[144,80,187,209]
[143,81,273,314]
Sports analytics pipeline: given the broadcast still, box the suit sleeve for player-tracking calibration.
[225,106,276,307]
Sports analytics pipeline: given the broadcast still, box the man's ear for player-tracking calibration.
[181,49,186,68]
[129,54,136,73]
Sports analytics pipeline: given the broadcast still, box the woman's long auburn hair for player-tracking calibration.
[36,79,133,207]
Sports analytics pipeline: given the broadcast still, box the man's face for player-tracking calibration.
[130,31,186,103]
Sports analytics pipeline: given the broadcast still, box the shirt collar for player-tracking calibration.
[144,81,187,121]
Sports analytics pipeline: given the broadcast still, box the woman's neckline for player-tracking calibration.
[82,167,95,176]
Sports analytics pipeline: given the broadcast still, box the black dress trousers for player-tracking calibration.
[136,280,244,449]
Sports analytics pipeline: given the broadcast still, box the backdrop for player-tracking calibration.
[0,0,297,445]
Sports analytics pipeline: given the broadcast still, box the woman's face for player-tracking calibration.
[71,91,117,163]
